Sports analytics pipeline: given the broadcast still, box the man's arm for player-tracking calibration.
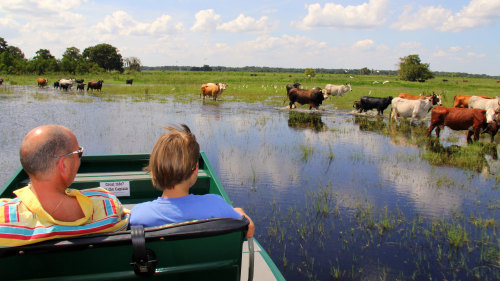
[234,207,254,238]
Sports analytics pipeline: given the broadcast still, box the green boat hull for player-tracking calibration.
[0,153,285,281]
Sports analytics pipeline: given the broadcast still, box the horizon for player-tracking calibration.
[1,0,499,76]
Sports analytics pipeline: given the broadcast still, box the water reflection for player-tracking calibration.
[0,86,499,281]
[287,111,327,132]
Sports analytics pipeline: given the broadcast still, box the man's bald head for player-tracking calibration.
[20,125,75,177]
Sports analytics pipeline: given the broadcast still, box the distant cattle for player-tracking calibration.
[53,81,59,89]
[126,79,133,85]
[288,87,326,110]
[286,83,301,95]
[463,79,469,82]
[37,78,48,87]
[442,79,448,82]
[75,79,84,84]
[76,83,85,91]
[358,96,393,115]
[397,93,441,106]
[59,78,75,85]
[322,83,352,98]
[0,78,3,85]
[427,106,499,143]
[87,80,103,92]
[391,96,434,123]
[201,83,227,101]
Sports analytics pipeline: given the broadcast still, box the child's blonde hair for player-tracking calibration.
[147,124,200,190]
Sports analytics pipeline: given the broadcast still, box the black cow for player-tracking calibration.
[59,83,71,91]
[75,79,84,84]
[53,81,59,89]
[76,83,85,91]
[288,87,327,110]
[359,96,393,115]
[126,79,133,85]
[286,83,301,95]
[87,80,103,92]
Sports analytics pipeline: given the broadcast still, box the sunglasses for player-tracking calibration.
[54,146,84,159]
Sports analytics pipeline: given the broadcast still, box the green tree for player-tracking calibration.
[124,57,141,72]
[304,68,316,77]
[83,43,123,72]
[61,47,82,74]
[398,54,434,82]
[360,67,371,75]
[29,49,58,75]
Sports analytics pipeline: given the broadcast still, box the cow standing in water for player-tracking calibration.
[286,83,301,95]
[201,83,227,101]
[287,87,326,110]
[37,78,48,87]
[87,80,103,92]
[427,106,499,143]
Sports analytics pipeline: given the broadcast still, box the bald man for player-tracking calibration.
[0,125,129,247]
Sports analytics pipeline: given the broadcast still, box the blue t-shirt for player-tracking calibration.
[130,194,243,227]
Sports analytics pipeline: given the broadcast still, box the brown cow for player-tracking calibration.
[452,95,492,108]
[288,87,327,110]
[201,83,227,101]
[397,93,442,106]
[37,78,48,87]
[427,106,499,143]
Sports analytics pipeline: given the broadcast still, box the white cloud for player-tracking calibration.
[94,11,184,37]
[294,0,389,30]
[392,1,500,32]
[391,5,452,30]
[217,14,273,33]
[439,0,500,32]
[467,52,486,58]
[353,39,375,50]
[191,9,221,33]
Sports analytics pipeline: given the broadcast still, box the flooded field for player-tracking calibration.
[1,86,499,280]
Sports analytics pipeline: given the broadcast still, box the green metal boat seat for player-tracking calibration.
[0,217,253,281]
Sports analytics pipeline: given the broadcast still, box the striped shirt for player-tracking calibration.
[0,186,130,247]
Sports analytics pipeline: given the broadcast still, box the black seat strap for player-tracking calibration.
[130,225,157,276]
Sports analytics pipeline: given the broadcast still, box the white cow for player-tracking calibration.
[390,96,434,123]
[468,96,500,123]
[322,83,352,97]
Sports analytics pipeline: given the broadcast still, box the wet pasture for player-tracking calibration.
[0,85,499,281]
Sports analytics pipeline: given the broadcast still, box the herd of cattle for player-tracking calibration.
[352,93,500,143]
[283,82,499,143]
[36,78,135,92]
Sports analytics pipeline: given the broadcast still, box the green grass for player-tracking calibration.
[2,71,500,109]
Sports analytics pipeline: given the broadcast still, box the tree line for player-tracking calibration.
[1,37,496,79]
[0,37,141,75]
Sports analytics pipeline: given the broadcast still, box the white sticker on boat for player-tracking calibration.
[100,181,130,197]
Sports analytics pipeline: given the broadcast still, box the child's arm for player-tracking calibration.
[234,208,255,238]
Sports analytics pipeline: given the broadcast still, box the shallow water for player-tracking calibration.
[1,86,499,280]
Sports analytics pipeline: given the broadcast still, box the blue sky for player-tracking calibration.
[1,0,499,75]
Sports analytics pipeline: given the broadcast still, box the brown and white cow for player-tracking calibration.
[453,95,492,108]
[288,87,326,110]
[201,83,227,101]
[397,93,442,106]
[37,78,48,87]
[427,106,499,143]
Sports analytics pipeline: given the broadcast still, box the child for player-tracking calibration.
[130,124,254,238]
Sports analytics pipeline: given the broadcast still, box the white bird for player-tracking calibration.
[349,76,354,79]
[373,81,379,84]
[383,80,390,84]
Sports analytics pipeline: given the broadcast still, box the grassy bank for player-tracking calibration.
[2,71,499,109]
